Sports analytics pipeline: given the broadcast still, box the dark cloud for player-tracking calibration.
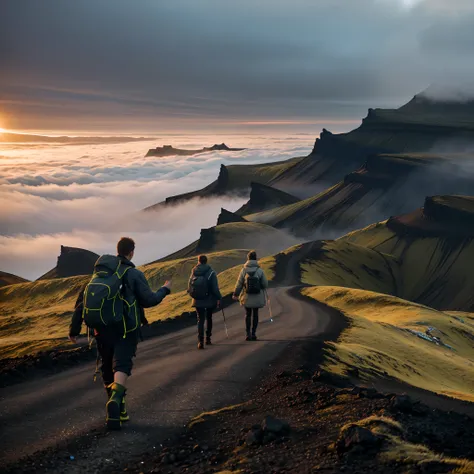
[1,0,474,130]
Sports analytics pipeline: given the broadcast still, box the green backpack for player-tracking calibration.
[83,255,131,330]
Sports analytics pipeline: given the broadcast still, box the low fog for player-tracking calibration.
[0,135,312,279]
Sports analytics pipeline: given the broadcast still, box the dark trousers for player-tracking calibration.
[196,307,213,342]
[96,328,138,386]
[245,308,259,335]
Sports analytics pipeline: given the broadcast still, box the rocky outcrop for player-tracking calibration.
[37,246,99,280]
[217,208,248,226]
[237,182,300,216]
[387,195,474,238]
[0,271,29,288]
[144,165,231,211]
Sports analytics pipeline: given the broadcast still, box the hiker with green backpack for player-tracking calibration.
[188,255,222,349]
[68,237,172,430]
[232,250,269,341]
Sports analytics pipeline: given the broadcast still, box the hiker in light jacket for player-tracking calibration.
[188,255,222,349]
[232,250,268,341]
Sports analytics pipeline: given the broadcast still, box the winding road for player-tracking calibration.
[0,286,333,472]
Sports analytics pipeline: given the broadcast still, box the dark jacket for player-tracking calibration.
[69,255,170,337]
[188,263,222,309]
[233,260,269,309]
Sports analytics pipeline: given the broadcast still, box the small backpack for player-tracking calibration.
[83,256,131,329]
[245,270,261,294]
[190,270,214,300]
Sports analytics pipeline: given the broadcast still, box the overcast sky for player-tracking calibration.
[1,0,474,132]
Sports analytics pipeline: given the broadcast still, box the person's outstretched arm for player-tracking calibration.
[69,284,86,341]
[133,270,171,308]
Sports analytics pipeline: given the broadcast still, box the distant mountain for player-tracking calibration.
[149,87,474,215]
[235,182,300,216]
[143,157,303,210]
[0,271,29,288]
[145,143,245,157]
[271,92,474,189]
[37,246,99,280]
[245,151,474,237]
[0,132,150,145]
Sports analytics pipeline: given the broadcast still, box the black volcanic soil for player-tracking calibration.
[118,345,474,474]
[37,245,99,280]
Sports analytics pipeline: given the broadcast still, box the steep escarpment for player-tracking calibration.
[270,128,388,188]
[271,91,474,188]
[145,164,231,210]
[0,271,29,288]
[341,195,474,311]
[386,195,474,238]
[236,182,300,215]
[37,246,99,281]
[144,157,303,210]
[246,153,474,237]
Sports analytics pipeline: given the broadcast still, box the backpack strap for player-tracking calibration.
[207,270,214,280]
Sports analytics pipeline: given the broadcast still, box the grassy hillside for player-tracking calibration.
[159,221,299,262]
[0,271,29,288]
[341,196,474,311]
[299,240,399,296]
[0,250,272,359]
[146,157,303,209]
[246,153,474,237]
[303,286,474,402]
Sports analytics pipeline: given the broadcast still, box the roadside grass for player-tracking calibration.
[302,286,474,402]
[0,251,274,359]
[340,220,474,311]
[343,416,474,472]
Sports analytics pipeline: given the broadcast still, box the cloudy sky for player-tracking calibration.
[1,0,474,132]
[0,135,311,278]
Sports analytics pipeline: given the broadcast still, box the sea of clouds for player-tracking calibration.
[0,134,313,279]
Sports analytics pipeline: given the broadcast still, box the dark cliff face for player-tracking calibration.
[196,228,216,254]
[37,246,99,280]
[236,182,301,216]
[387,195,474,238]
[217,208,247,226]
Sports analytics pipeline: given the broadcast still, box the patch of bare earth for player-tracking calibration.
[119,366,474,474]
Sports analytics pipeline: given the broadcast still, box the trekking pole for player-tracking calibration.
[265,290,274,322]
[221,308,229,338]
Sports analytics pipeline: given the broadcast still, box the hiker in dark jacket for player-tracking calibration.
[69,237,172,430]
[188,255,222,349]
[233,250,268,341]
